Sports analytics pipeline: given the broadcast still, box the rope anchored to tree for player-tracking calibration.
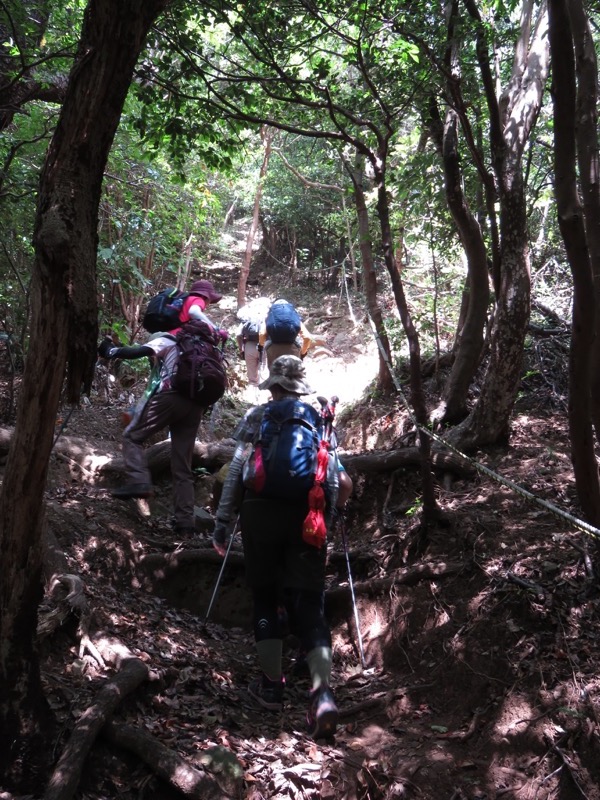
[368,315,600,544]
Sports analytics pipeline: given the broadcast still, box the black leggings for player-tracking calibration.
[252,584,332,651]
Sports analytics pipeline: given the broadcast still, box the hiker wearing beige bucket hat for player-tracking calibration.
[257,353,314,394]
[212,355,345,739]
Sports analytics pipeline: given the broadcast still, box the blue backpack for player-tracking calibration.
[243,398,324,501]
[265,300,301,344]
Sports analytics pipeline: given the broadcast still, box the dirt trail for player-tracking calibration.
[12,243,600,800]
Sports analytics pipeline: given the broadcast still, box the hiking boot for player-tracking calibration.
[111,483,154,499]
[306,685,338,739]
[248,674,285,711]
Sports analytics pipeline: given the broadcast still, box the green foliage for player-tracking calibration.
[0,0,579,374]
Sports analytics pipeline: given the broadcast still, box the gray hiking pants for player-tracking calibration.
[243,340,262,388]
[122,389,204,529]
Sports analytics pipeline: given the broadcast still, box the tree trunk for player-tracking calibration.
[548,0,600,527]
[428,99,490,424]
[566,0,600,451]
[237,125,273,309]
[0,0,171,791]
[373,156,440,533]
[345,154,393,392]
[450,0,550,450]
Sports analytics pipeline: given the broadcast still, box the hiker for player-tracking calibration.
[212,355,348,739]
[236,320,267,403]
[98,280,227,536]
[170,279,224,332]
[258,299,313,367]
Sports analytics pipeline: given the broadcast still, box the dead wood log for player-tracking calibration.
[0,426,236,481]
[143,439,236,477]
[326,561,464,603]
[44,657,149,800]
[0,425,119,479]
[38,573,106,667]
[139,547,245,573]
[338,688,407,720]
[342,448,475,478]
[137,545,372,579]
[103,722,239,800]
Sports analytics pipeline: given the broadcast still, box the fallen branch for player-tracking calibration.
[505,571,547,600]
[44,657,149,800]
[38,574,88,637]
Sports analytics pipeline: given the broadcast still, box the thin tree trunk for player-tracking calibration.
[345,153,393,393]
[428,98,489,424]
[237,125,273,309]
[374,161,439,533]
[566,0,600,451]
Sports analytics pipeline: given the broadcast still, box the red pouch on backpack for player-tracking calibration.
[242,444,266,493]
[302,442,329,548]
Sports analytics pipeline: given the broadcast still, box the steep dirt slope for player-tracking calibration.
[2,231,600,799]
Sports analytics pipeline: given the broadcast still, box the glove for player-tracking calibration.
[98,338,118,359]
[212,520,229,557]
[217,328,229,343]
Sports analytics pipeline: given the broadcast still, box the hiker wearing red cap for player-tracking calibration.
[168,279,227,339]
[213,355,350,740]
[98,278,227,536]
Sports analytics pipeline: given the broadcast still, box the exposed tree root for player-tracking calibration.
[326,561,464,603]
[103,722,240,800]
[44,656,149,800]
[0,426,476,486]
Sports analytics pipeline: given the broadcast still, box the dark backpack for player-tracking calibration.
[171,321,228,406]
[241,318,261,342]
[143,288,188,333]
[265,300,301,344]
[242,398,325,501]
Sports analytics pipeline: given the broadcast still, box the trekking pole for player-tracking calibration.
[339,513,367,669]
[317,395,367,669]
[204,517,239,623]
[317,395,338,443]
